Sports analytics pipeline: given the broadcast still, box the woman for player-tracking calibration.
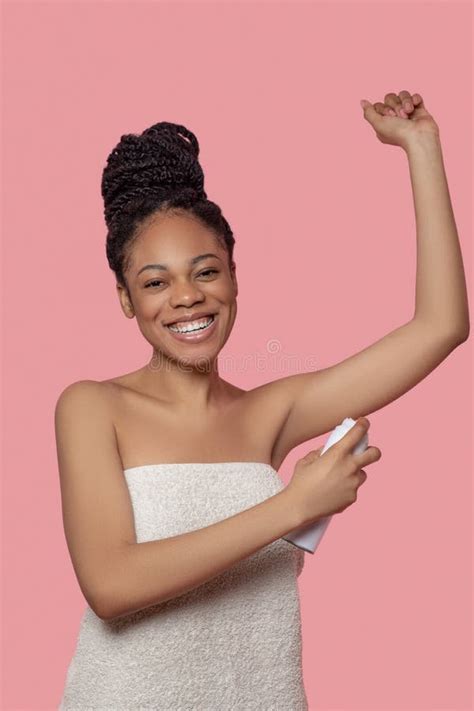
[56,93,469,709]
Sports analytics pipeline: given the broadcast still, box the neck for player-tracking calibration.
[141,349,229,409]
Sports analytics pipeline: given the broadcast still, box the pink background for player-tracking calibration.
[1,1,472,709]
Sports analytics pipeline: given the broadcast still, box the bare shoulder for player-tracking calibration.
[56,378,104,396]
[55,379,113,417]
[54,380,122,446]
[54,379,117,463]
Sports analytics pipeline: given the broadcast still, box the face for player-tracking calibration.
[117,210,238,368]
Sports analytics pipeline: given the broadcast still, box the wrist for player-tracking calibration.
[279,486,310,531]
[404,130,442,157]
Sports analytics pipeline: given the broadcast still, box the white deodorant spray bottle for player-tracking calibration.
[282,417,369,554]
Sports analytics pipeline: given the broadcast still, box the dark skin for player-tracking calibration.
[102,89,467,470]
[107,209,242,411]
[54,93,468,626]
[102,209,286,469]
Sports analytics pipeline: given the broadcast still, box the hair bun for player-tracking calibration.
[141,121,200,159]
[101,121,206,225]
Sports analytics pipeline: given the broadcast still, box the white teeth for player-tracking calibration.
[168,315,214,333]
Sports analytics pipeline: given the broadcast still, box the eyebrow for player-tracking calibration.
[136,253,221,277]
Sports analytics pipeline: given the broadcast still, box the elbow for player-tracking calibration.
[413,316,470,346]
[459,324,470,342]
[90,548,135,621]
[93,596,122,622]
[92,583,127,621]
[89,589,114,621]
[88,570,125,622]
[91,573,145,622]
[451,325,470,345]
[96,608,118,622]
[452,313,470,343]
[437,321,470,347]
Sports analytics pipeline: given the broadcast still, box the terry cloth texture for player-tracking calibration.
[59,461,307,710]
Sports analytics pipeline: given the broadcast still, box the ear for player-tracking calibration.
[116,282,135,319]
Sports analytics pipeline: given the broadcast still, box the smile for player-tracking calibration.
[165,314,218,343]
[167,315,215,333]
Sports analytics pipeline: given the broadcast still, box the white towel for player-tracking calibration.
[59,462,308,710]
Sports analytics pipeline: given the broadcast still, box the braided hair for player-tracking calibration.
[101,121,235,290]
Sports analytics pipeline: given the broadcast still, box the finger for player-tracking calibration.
[336,417,370,453]
[398,90,415,114]
[384,92,406,117]
[374,101,391,117]
[411,93,427,115]
[303,446,324,462]
[360,100,385,127]
[353,445,382,467]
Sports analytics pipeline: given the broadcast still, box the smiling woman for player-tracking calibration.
[101,122,242,379]
[55,98,469,711]
[56,107,469,708]
[56,121,310,710]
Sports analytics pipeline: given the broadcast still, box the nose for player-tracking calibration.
[168,278,206,309]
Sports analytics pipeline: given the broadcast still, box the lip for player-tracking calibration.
[164,311,217,327]
[165,314,218,343]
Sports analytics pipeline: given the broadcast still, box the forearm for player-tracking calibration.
[99,488,301,621]
[405,133,470,339]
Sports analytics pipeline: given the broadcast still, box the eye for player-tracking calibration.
[144,270,218,289]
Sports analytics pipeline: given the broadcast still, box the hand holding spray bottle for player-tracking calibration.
[282,418,370,553]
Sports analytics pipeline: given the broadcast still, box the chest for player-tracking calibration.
[113,387,287,470]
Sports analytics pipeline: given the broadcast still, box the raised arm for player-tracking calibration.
[361,91,469,335]
[55,381,300,622]
[268,92,470,467]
